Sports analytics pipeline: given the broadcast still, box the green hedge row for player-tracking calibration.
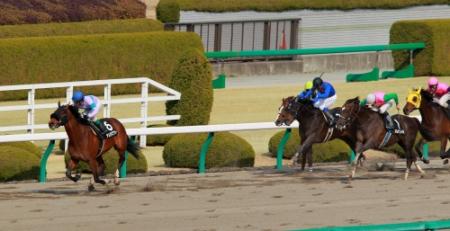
[0,0,145,26]
[390,19,450,76]
[64,148,148,174]
[163,132,255,168]
[164,0,448,12]
[0,142,42,181]
[0,31,203,100]
[0,19,163,39]
[268,129,349,162]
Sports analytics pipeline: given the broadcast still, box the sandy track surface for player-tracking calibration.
[1,162,450,231]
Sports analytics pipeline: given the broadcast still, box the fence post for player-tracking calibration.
[120,136,136,178]
[39,140,55,183]
[422,143,429,161]
[276,128,291,170]
[348,150,356,163]
[199,132,214,174]
[140,82,149,147]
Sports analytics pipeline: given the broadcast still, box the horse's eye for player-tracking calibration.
[412,96,417,102]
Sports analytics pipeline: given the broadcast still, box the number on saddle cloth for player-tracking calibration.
[96,119,118,139]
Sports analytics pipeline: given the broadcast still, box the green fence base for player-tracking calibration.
[212,73,226,89]
[422,143,429,161]
[291,218,450,231]
[346,67,379,82]
[39,140,55,183]
[276,128,292,170]
[199,132,214,174]
[381,64,414,79]
[348,150,355,164]
[119,136,136,178]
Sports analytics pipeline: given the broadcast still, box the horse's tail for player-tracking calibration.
[127,136,140,159]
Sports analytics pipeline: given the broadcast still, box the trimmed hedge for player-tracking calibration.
[0,146,40,181]
[168,0,448,12]
[390,19,450,76]
[0,0,145,26]
[157,0,180,23]
[0,141,42,158]
[0,31,204,100]
[64,148,148,174]
[0,19,163,39]
[268,129,350,162]
[166,48,213,126]
[163,132,255,168]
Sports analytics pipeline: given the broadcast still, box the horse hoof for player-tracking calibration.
[444,159,449,165]
[422,158,430,164]
[114,179,120,186]
[96,179,107,185]
[88,184,95,192]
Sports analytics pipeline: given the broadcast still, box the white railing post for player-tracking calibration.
[140,82,149,147]
[66,86,73,104]
[103,84,112,118]
[27,88,35,134]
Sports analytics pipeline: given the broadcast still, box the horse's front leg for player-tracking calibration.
[439,137,449,164]
[66,159,81,182]
[87,159,107,191]
[349,140,371,179]
[292,138,314,170]
[414,138,429,164]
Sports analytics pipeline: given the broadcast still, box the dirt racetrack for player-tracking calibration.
[1,160,450,231]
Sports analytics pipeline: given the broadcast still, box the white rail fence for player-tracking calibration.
[0,77,181,147]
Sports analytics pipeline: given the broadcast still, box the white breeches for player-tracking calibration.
[314,95,337,110]
[437,93,450,107]
[378,99,396,114]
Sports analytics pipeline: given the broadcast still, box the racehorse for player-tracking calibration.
[403,88,450,162]
[275,96,364,171]
[336,97,423,180]
[48,103,140,191]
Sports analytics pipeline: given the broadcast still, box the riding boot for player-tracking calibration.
[383,113,395,132]
[88,120,104,139]
[324,110,335,127]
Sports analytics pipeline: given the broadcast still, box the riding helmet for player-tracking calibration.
[428,77,438,86]
[72,90,84,102]
[312,77,323,88]
[304,81,313,90]
[366,93,376,105]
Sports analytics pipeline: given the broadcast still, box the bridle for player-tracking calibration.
[50,106,68,127]
[338,101,360,129]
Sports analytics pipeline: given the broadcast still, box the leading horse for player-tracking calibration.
[48,103,140,191]
[403,88,450,162]
[275,96,363,171]
[336,97,423,180]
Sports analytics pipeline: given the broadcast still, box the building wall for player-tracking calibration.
[181,5,450,48]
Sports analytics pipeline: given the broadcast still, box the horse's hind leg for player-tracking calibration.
[306,146,313,172]
[66,159,81,182]
[97,156,106,177]
[114,151,125,186]
[414,138,429,164]
[88,159,107,190]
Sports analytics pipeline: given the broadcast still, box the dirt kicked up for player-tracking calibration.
[1,161,450,231]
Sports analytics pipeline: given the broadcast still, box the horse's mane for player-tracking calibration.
[419,88,434,102]
[344,96,360,105]
[66,104,89,124]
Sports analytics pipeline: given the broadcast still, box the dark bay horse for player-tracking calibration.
[403,88,450,162]
[336,97,423,180]
[275,96,363,171]
[48,103,139,190]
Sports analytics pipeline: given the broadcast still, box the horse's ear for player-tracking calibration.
[57,101,61,107]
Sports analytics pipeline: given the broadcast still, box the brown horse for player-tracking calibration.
[336,97,423,180]
[275,96,364,171]
[48,103,139,191]
[403,88,450,162]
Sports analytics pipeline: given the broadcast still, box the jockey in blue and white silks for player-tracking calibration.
[72,90,101,120]
[311,77,337,126]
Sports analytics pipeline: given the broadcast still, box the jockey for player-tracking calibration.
[427,77,450,108]
[311,77,337,126]
[360,92,401,133]
[297,81,313,101]
[72,90,101,121]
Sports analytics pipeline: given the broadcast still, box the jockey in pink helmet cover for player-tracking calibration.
[428,77,450,108]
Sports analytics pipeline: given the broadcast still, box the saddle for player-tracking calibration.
[321,107,341,126]
[87,119,118,139]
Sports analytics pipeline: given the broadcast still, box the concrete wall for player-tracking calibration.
[212,52,393,76]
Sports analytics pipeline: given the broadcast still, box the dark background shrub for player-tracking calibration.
[166,48,213,126]
[163,132,255,168]
[390,19,450,76]
[146,124,174,146]
[0,0,145,25]
[0,146,40,181]
[156,0,180,23]
[64,148,147,174]
[268,129,350,162]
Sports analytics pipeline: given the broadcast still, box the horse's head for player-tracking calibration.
[403,88,422,115]
[336,97,360,130]
[275,96,301,126]
[48,102,79,130]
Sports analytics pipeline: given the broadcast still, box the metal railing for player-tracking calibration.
[0,77,181,147]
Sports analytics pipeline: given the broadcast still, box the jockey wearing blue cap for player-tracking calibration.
[72,90,101,121]
[311,77,337,126]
